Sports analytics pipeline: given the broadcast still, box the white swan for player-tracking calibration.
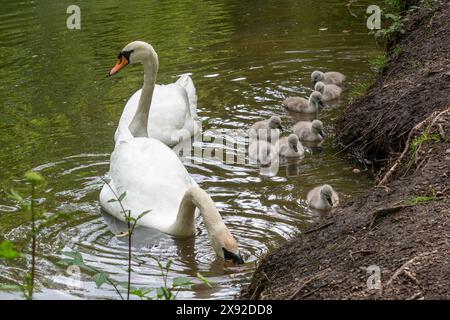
[100,41,243,263]
[307,184,339,210]
[111,42,199,147]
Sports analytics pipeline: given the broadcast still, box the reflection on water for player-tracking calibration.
[0,0,380,299]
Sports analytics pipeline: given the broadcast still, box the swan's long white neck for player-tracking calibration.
[128,53,159,138]
[168,187,226,237]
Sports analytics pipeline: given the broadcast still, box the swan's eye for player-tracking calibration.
[119,50,134,61]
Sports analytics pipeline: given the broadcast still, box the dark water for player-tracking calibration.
[0,0,380,299]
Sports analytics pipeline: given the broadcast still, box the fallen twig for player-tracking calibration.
[369,205,412,228]
[407,291,423,300]
[403,269,421,286]
[304,221,334,234]
[437,124,446,140]
[299,284,327,299]
[288,268,331,300]
[349,250,376,263]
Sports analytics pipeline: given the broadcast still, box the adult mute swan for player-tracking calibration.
[111,41,199,147]
[100,41,243,264]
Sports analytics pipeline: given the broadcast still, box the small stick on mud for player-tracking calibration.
[437,124,446,140]
[369,205,411,229]
[349,250,376,263]
[408,291,423,300]
[299,284,327,299]
[288,268,331,300]
[304,221,334,234]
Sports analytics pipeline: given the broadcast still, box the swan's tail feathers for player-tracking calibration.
[176,74,198,119]
[114,125,134,144]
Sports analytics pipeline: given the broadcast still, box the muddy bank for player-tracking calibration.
[240,1,449,300]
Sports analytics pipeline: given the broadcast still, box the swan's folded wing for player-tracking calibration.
[107,138,196,231]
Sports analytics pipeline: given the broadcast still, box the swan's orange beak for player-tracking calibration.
[109,56,129,76]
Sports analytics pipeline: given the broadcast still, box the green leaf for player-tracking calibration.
[196,273,213,288]
[0,284,22,292]
[155,287,173,300]
[107,198,117,203]
[156,259,164,271]
[156,287,164,299]
[118,192,127,202]
[165,259,172,272]
[92,272,109,288]
[0,241,19,260]
[131,288,152,299]
[62,251,85,266]
[172,276,193,288]
[137,210,151,221]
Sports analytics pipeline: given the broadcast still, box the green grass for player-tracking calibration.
[370,55,389,73]
[391,46,402,59]
[404,194,437,205]
[348,79,374,102]
[410,131,441,162]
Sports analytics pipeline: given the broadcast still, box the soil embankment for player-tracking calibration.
[240,1,449,299]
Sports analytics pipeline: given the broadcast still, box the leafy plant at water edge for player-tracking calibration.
[1,173,212,300]
[102,177,151,299]
[58,250,125,299]
[371,0,433,46]
[1,172,71,299]
[7,171,47,300]
[59,250,212,300]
